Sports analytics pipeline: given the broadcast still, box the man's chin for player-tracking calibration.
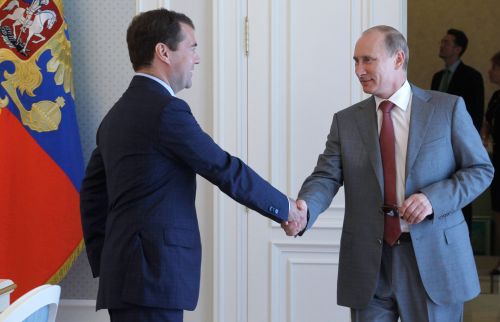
[361,85,374,94]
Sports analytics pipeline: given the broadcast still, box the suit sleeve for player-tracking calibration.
[158,99,288,223]
[297,114,343,229]
[420,96,493,215]
[80,146,108,277]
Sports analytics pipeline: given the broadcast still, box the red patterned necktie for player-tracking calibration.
[379,100,401,246]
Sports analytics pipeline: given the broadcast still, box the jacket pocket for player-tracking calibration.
[164,227,199,248]
[444,220,467,245]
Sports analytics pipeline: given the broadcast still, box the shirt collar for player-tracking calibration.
[375,80,411,112]
[135,72,175,97]
[447,59,461,73]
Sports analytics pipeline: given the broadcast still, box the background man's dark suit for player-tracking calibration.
[431,61,484,131]
[80,76,289,311]
[432,61,485,232]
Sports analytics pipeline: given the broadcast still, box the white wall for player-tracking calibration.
[60,0,135,300]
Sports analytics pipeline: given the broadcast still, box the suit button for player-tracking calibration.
[377,239,383,245]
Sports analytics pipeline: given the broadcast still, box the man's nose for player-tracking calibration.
[355,63,364,76]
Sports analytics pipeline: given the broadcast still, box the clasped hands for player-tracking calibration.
[282,198,308,237]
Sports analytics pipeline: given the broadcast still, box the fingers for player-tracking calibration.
[287,198,305,223]
[281,221,300,236]
[283,198,308,236]
[399,193,432,224]
[294,199,307,232]
[296,199,308,212]
[281,221,297,236]
[287,197,298,222]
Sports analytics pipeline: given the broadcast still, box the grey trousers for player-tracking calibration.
[351,239,463,322]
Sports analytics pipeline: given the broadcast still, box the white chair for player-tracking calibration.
[0,280,16,313]
[0,285,61,322]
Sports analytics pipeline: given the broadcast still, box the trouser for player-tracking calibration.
[351,235,463,322]
[109,307,183,322]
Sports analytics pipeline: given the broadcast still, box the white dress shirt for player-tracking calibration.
[374,80,412,232]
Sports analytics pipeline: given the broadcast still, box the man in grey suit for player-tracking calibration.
[283,26,494,321]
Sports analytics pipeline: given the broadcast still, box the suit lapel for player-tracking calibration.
[353,85,434,194]
[355,98,384,193]
[405,85,434,179]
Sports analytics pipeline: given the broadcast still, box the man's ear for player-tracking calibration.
[394,50,405,70]
[155,43,171,64]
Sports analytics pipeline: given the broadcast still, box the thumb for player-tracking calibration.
[296,199,308,212]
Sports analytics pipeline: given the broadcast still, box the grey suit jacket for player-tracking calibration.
[298,84,494,309]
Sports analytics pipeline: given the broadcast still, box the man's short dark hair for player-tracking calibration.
[126,9,194,71]
[447,28,468,57]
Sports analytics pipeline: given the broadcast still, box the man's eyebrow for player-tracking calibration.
[353,55,375,60]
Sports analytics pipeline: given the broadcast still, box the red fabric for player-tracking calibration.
[379,100,401,246]
[0,108,82,300]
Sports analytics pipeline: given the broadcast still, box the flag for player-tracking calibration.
[0,0,84,300]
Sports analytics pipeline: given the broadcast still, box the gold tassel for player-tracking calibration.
[47,239,84,285]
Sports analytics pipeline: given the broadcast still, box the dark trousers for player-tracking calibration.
[109,307,183,322]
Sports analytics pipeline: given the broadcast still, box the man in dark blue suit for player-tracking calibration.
[80,9,306,322]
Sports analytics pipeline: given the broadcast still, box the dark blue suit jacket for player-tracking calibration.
[80,76,288,310]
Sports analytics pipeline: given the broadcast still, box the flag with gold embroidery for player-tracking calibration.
[0,0,83,300]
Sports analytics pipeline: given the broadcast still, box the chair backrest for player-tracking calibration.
[0,285,61,322]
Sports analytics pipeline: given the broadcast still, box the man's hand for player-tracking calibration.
[399,193,433,224]
[282,198,307,236]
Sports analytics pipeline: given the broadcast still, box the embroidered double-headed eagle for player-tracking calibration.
[0,0,73,132]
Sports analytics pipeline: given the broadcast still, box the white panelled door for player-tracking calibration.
[246,1,357,321]
[211,1,406,321]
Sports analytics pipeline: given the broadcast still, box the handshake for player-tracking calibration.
[282,198,308,237]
